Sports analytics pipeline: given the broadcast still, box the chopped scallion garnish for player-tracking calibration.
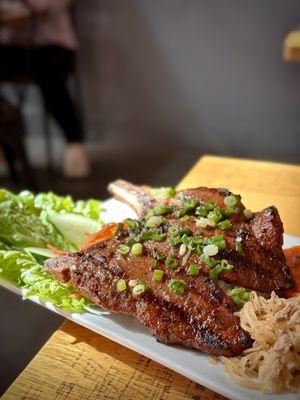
[181,215,190,221]
[150,187,176,200]
[217,219,232,230]
[188,263,200,276]
[203,244,219,257]
[243,209,253,219]
[151,232,167,242]
[224,195,237,207]
[146,216,164,228]
[128,279,138,287]
[196,217,216,228]
[168,279,186,294]
[236,237,243,253]
[155,252,165,261]
[152,269,164,281]
[117,279,127,292]
[227,287,251,308]
[117,245,130,255]
[209,260,234,280]
[146,205,173,219]
[131,243,143,256]
[179,243,187,256]
[207,207,223,223]
[132,283,146,296]
[165,254,179,269]
[151,259,158,268]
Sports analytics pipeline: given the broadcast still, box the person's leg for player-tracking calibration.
[0,45,29,80]
[31,46,90,177]
[32,46,83,142]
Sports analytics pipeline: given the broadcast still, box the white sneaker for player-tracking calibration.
[63,142,90,178]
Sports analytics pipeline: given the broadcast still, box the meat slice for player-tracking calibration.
[45,239,252,357]
[44,181,295,357]
[108,181,295,293]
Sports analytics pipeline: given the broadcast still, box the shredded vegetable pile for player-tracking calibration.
[0,189,105,311]
[221,291,300,393]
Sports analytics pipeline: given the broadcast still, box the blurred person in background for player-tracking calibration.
[0,0,90,178]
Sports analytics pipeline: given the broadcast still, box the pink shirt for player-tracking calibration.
[0,0,78,49]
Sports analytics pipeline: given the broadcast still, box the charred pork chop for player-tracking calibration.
[45,239,252,357]
[108,181,295,293]
[45,182,294,357]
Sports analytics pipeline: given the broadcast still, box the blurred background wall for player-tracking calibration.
[76,0,299,162]
[7,0,300,164]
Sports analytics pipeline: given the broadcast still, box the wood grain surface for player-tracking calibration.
[3,155,300,400]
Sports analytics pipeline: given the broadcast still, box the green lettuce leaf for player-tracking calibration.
[32,191,104,221]
[0,189,70,250]
[0,189,106,312]
[0,250,91,312]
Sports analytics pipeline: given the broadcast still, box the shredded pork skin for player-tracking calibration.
[221,292,300,393]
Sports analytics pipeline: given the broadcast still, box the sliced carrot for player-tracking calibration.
[47,244,68,255]
[79,222,120,250]
[70,293,82,299]
[284,245,300,297]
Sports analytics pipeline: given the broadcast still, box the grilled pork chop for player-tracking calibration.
[108,180,295,293]
[45,182,294,357]
[45,240,252,357]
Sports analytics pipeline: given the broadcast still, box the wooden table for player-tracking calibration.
[3,155,300,400]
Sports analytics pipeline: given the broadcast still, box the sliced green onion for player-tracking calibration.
[151,232,167,242]
[165,255,179,269]
[184,198,199,210]
[209,260,234,280]
[152,204,173,216]
[188,263,200,276]
[146,216,164,228]
[139,231,153,241]
[117,279,127,292]
[236,242,243,253]
[243,209,253,219]
[204,235,226,250]
[203,244,219,257]
[195,206,208,217]
[201,255,217,267]
[150,187,176,200]
[168,279,186,294]
[117,245,130,255]
[216,239,226,250]
[209,265,223,280]
[174,198,199,218]
[181,215,190,221]
[203,201,216,211]
[168,226,179,235]
[152,269,164,281]
[196,217,216,228]
[155,252,165,261]
[195,244,203,256]
[217,219,232,230]
[168,235,182,247]
[207,208,223,223]
[224,195,237,207]
[228,287,251,308]
[131,243,143,256]
[179,243,187,256]
[128,279,138,287]
[125,218,139,230]
[132,283,146,296]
